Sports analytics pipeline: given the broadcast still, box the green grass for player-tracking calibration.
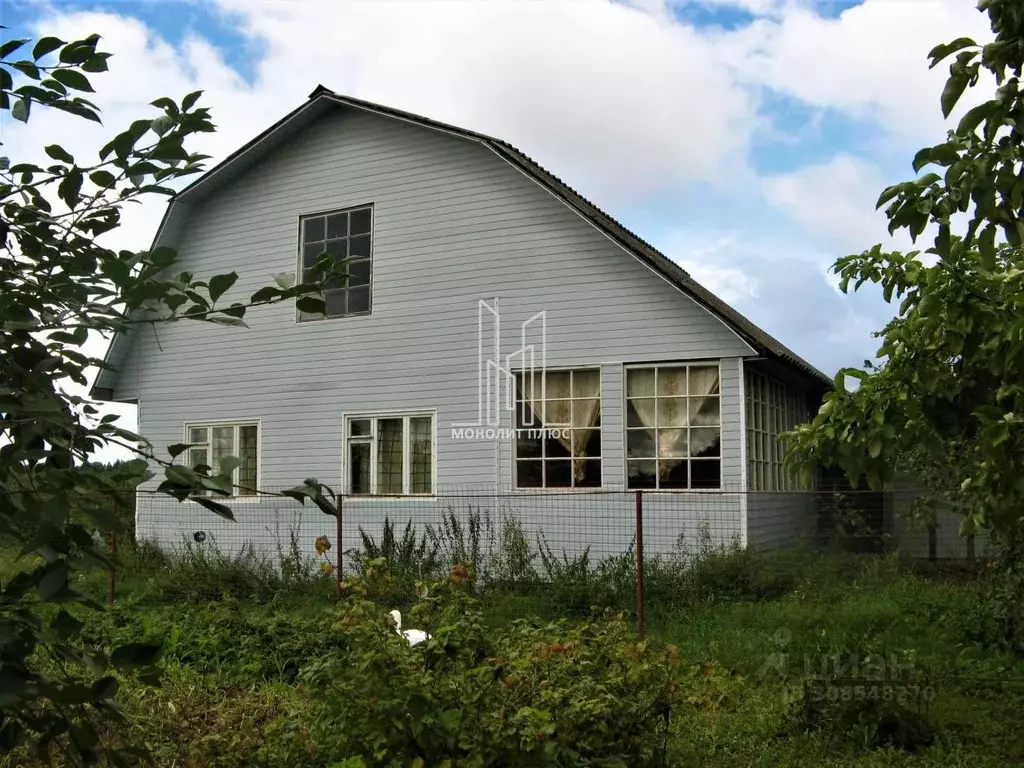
[3,541,1024,766]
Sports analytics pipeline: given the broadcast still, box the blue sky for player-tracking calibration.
[1,0,992,389]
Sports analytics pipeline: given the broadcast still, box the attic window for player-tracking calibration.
[298,204,373,320]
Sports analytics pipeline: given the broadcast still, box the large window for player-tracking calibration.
[745,369,810,491]
[626,364,721,489]
[514,369,602,488]
[346,413,434,495]
[298,204,372,321]
[186,422,259,496]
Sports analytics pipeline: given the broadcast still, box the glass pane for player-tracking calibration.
[325,289,346,317]
[303,243,323,269]
[545,459,572,488]
[348,287,370,314]
[376,418,404,494]
[188,447,208,471]
[349,234,371,259]
[575,459,602,488]
[326,212,348,239]
[658,398,687,428]
[350,419,371,437]
[573,428,601,458]
[410,417,433,494]
[690,396,720,427]
[544,432,571,459]
[627,428,654,458]
[660,459,689,489]
[516,460,542,488]
[627,460,657,489]
[657,367,686,396]
[348,259,371,286]
[189,427,208,444]
[571,399,600,428]
[516,401,541,430]
[516,429,542,458]
[659,429,688,458]
[349,442,371,494]
[238,425,258,494]
[211,427,234,474]
[626,399,654,428]
[691,459,721,489]
[325,239,347,260]
[544,399,571,427]
[690,365,720,396]
[302,217,324,243]
[571,369,600,397]
[691,428,720,458]
[539,371,567,400]
[350,208,372,235]
[626,369,655,397]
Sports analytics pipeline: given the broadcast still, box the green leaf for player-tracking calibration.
[44,144,74,164]
[956,101,994,136]
[167,443,191,459]
[182,90,203,112]
[51,68,93,92]
[296,296,325,314]
[272,272,296,289]
[208,272,238,303]
[110,643,162,671]
[207,315,247,327]
[940,73,969,119]
[0,38,28,59]
[927,37,976,68]
[39,562,69,601]
[91,676,119,701]
[191,495,236,521]
[32,36,65,60]
[11,97,29,123]
[150,115,174,136]
[219,455,243,476]
[89,169,115,187]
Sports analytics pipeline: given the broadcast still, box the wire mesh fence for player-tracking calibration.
[89,484,988,630]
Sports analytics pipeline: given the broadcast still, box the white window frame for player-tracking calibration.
[295,203,375,323]
[511,367,603,491]
[622,361,723,491]
[183,420,261,499]
[745,369,811,492]
[342,411,437,497]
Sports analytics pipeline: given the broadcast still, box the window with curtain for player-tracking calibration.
[297,204,372,321]
[185,422,259,496]
[745,369,811,491]
[514,369,601,488]
[625,364,721,489]
[346,413,434,495]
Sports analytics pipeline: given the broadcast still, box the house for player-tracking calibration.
[91,87,831,561]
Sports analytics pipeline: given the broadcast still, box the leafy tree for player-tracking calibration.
[0,31,339,763]
[785,0,1024,547]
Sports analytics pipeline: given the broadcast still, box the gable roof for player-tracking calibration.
[91,86,829,400]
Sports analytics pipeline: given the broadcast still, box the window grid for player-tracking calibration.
[625,364,722,490]
[745,369,810,491]
[345,413,434,496]
[514,369,602,489]
[298,204,372,321]
[185,422,258,496]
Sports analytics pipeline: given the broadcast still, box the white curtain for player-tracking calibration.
[521,370,601,481]
[627,367,720,478]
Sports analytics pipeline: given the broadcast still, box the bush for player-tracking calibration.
[297,560,705,767]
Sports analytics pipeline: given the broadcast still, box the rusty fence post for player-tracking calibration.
[635,489,645,640]
[335,493,344,599]
[109,499,118,606]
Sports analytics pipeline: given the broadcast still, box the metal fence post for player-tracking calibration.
[335,493,344,599]
[635,489,645,640]
[109,499,118,606]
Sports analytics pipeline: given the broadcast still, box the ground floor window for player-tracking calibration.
[745,368,811,491]
[514,369,602,488]
[346,413,434,495]
[625,363,721,489]
[185,422,259,495]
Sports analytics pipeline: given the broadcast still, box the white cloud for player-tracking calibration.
[722,0,994,143]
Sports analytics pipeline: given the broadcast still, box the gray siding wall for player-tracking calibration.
[131,107,752,560]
